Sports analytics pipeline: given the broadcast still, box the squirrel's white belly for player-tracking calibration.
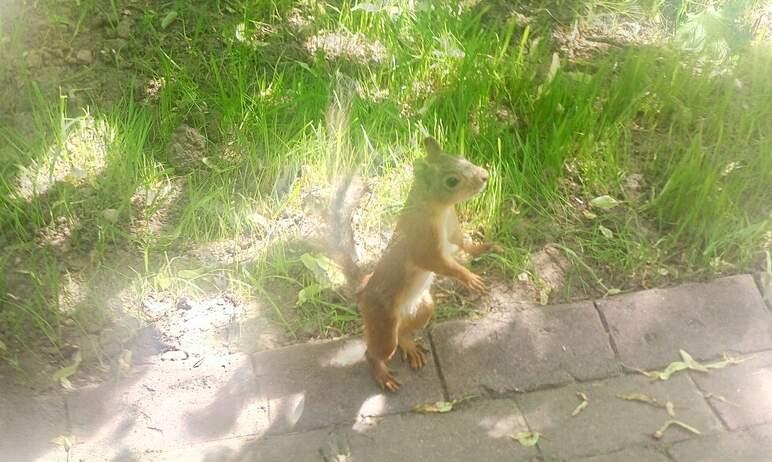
[399,271,435,318]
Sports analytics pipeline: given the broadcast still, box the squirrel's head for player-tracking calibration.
[413,137,489,205]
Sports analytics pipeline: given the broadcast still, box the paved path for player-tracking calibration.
[2,274,772,461]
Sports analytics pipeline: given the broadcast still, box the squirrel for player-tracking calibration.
[329,136,495,392]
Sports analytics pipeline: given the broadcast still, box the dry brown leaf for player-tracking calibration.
[414,400,456,414]
[571,392,589,417]
[702,392,740,407]
[666,401,676,417]
[617,393,661,407]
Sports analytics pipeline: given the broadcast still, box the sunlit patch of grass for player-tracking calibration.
[1,0,771,366]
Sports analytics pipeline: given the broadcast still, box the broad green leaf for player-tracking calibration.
[590,195,621,210]
[300,253,345,286]
[297,283,325,306]
[511,431,541,447]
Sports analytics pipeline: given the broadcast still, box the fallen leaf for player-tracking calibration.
[635,351,751,381]
[590,195,621,210]
[680,349,709,372]
[598,224,614,239]
[161,10,178,29]
[617,393,661,407]
[652,419,701,439]
[704,353,751,370]
[606,288,622,295]
[655,360,689,380]
[666,401,676,417]
[414,400,456,414]
[702,392,740,406]
[50,434,75,451]
[511,431,541,447]
[572,392,589,416]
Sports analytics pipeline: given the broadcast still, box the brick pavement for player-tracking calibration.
[2,274,771,461]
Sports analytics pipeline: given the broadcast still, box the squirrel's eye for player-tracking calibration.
[445,176,460,188]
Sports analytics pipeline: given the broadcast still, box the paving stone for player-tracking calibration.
[669,423,772,462]
[67,353,266,457]
[233,428,349,462]
[71,429,342,462]
[688,351,772,430]
[347,398,539,461]
[252,337,444,434]
[597,275,772,369]
[431,301,618,398]
[571,446,670,462]
[515,374,722,460]
[0,390,66,462]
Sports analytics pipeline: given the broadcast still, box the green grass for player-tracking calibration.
[1,0,770,367]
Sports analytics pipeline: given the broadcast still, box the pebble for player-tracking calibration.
[76,49,93,64]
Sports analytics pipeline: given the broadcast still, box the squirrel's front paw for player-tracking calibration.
[463,271,488,294]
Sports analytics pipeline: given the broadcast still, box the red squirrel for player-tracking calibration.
[330,137,494,391]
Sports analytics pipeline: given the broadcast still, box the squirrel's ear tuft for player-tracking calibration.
[423,137,442,161]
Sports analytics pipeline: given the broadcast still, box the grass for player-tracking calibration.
[0,0,770,369]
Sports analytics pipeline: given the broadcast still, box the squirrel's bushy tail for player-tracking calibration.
[328,175,368,298]
[325,72,368,298]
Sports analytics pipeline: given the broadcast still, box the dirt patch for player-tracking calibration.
[554,13,665,60]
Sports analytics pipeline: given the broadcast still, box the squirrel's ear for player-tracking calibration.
[423,137,442,161]
[413,159,432,186]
